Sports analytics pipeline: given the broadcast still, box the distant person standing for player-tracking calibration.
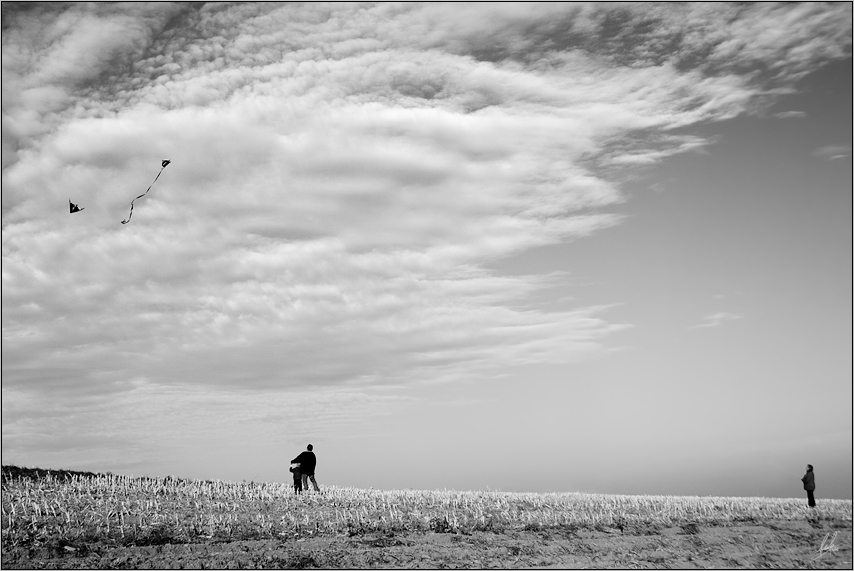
[801,464,816,507]
[292,444,320,492]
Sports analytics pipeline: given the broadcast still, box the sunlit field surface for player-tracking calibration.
[3,466,850,548]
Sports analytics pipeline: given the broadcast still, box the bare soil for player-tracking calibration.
[3,517,851,569]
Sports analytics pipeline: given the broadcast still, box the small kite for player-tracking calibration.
[121,159,171,224]
[69,200,84,213]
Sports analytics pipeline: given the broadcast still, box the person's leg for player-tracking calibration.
[301,473,309,491]
[807,490,816,507]
[309,474,320,492]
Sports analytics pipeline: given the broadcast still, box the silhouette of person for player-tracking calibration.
[291,444,320,492]
[289,462,303,494]
[801,464,816,507]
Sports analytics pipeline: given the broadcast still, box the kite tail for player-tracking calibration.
[121,201,136,224]
[121,165,167,224]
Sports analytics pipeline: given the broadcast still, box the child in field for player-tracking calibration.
[801,464,816,507]
[289,463,302,494]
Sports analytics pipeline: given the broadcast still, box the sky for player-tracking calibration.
[2,2,851,500]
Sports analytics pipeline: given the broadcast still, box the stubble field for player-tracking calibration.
[2,465,851,569]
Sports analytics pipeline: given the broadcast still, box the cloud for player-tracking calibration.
[690,312,743,330]
[0,3,182,166]
[1,381,414,476]
[812,145,852,161]
[774,110,807,119]
[1,3,850,471]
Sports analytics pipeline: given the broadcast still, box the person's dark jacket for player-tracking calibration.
[801,471,815,491]
[292,451,316,475]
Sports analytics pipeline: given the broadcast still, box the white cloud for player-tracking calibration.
[775,110,807,119]
[690,312,743,330]
[812,145,852,161]
[1,381,414,477]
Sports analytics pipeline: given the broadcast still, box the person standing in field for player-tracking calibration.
[801,464,816,507]
[292,444,320,492]
[289,462,303,494]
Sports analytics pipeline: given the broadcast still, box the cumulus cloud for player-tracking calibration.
[2,2,850,470]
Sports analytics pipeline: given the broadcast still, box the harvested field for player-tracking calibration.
[2,466,851,569]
